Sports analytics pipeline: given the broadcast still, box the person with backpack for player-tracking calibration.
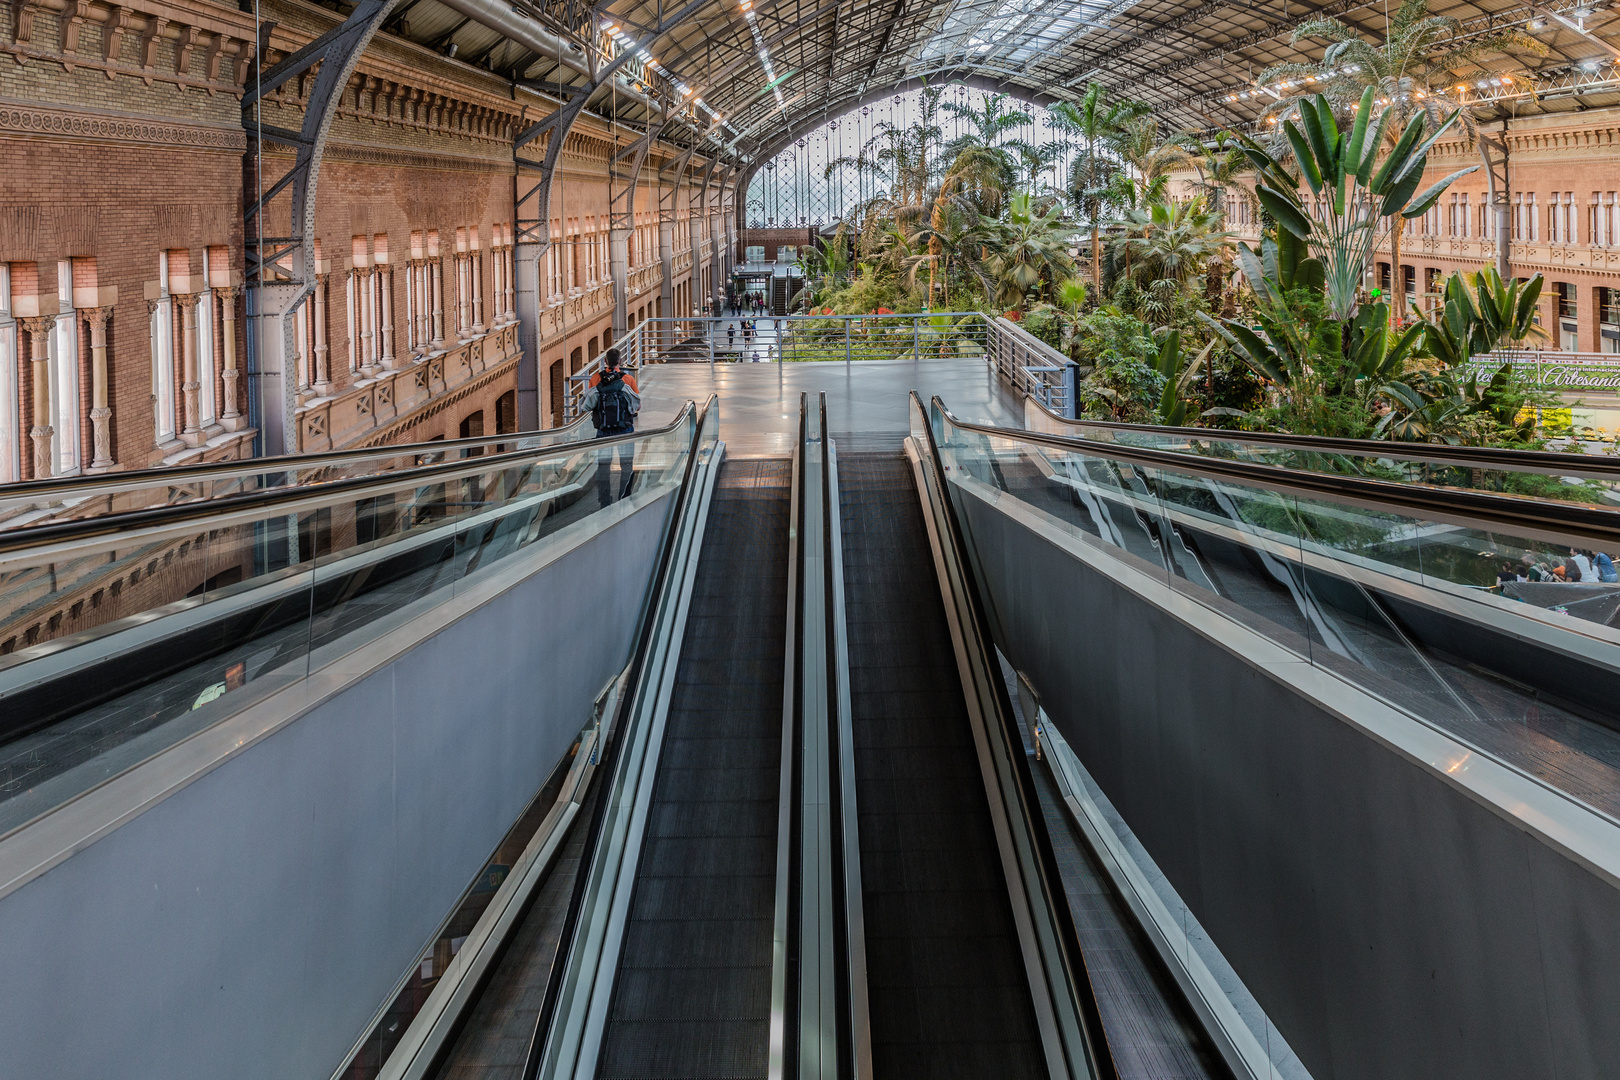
[581,349,641,507]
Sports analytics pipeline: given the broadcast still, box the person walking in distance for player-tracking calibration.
[581,349,641,507]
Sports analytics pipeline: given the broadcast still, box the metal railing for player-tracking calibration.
[561,311,1076,422]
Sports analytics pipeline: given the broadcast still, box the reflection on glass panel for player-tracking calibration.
[927,397,1620,822]
[0,408,697,837]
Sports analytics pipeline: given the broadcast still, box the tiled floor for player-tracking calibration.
[638,355,1023,454]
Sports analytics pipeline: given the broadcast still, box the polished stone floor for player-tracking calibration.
[639,356,1023,455]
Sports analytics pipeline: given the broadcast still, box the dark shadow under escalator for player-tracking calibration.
[838,450,1047,1080]
[432,780,602,1080]
[594,458,791,1080]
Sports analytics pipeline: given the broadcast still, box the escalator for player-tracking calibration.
[352,396,1242,1080]
[593,457,792,1078]
[0,387,1290,1080]
[837,450,1049,1077]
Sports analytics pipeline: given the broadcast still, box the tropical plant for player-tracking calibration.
[1417,267,1547,365]
[1112,197,1232,286]
[1049,83,1149,286]
[904,202,992,308]
[1235,88,1477,320]
[1153,329,1215,425]
[981,192,1078,309]
[793,226,855,310]
[1371,268,1548,442]
[1260,0,1545,276]
[1179,130,1253,307]
[939,93,1032,216]
[1204,230,1423,405]
[1025,277,1091,356]
[1109,115,1192,207]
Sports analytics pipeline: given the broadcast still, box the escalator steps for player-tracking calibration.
[839,452,1048,1080]
[595,459,791,1080]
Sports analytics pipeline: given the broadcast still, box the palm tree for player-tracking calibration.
[940,93,1032,216]
[905,203,991,309]
[982,192,1078,310]
[1179,130,1253,306]
[828,86,949,238]
[1048,83,1148,287]
[1112,196,1232,287]
[1109,115,1192,207]
[1261,0,1545,286]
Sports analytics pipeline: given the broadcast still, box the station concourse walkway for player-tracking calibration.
[637,354,1023,454]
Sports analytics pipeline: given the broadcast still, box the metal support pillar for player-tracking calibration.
[1479,131,1512,281]
[241,0,400,452]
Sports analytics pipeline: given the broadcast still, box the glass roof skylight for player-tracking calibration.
[915,0,1123,70]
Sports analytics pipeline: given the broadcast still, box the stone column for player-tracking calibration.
[455,254,470,339]
[379,265,395,367]
[177,293,202,446]
[293,301,311,398]
[359,268,377,377]
[488,249,501,324]
[218,286,243,430]
[403,261,417,355]
[313,275,332,392]
[472,252,485,333]
[22,317,56,479]
[84,306,114,470]
[419,262,430,348]
[430,259,446,350]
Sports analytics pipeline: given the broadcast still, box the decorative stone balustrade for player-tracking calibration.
[294,320,520,453]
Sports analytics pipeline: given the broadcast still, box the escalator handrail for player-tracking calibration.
[0,415,595,509]
[913,391,1119,1080]
[0,405,692,558]
[1023,391,1620,479]
[519,392,719,1080]
[936,398,1620,547]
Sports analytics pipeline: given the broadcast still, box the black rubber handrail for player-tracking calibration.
[1023,393,1620,479]
[519,393,718,1080]
[0,415,594,506]
[936,398,1620,548]
[913,390,1120,1080]
[0,404,693,557]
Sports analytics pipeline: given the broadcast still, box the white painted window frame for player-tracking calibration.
[0,265,17,484]
[151,253,177,446]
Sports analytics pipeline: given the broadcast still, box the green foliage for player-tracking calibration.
[981,192,1078,310]
[1234,88,1477,319]
[1112,197,1231,287]
[1071,312,1165,421]
[1153,330,1215,425]
[1418,267,1548,365]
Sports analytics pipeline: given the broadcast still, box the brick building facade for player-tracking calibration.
[1222,105,1620,352]
[0,0,728,481]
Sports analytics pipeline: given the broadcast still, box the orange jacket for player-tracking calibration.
[589,370,638,393]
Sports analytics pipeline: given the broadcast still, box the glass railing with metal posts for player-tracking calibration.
[0,401,707,839]
[0,414,597,533]
[1022,394,1620,514]
[918,392,1620,824]
[560,312,1006,421]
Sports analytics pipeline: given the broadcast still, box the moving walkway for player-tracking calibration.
[8,385,1620,1080]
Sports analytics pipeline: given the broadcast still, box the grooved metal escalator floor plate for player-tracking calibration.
[839,451,1048,1080]
[595,458,792,1080]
